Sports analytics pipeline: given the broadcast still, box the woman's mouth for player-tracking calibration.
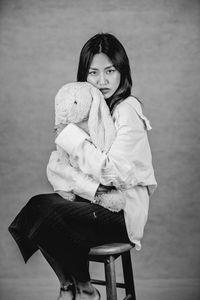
[100,88,110,94]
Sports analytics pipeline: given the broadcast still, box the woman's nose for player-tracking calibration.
[98,73,108,86]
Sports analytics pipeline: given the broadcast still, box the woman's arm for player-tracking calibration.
[55,102,156,190]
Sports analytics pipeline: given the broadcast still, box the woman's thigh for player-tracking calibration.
[29,193,130,246]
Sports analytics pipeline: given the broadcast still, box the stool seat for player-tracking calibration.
[89,243,133,256]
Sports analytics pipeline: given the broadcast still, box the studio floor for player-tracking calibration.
[0,277,199,300]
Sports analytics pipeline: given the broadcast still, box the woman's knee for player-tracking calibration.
[27,193,54,207]
[29,194,45,204]
[27,193,61,208]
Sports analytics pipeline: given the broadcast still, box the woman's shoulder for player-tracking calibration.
[116,96,142,113]
[113,96,143,121]
[114,96,152,131]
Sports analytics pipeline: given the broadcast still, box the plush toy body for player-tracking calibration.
[47,82,126,212]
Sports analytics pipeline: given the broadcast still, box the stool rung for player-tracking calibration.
[91,279,126,288]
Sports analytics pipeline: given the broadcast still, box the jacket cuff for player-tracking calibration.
[55,123,89,154]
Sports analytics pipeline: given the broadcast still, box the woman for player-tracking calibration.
[8,33,157,300]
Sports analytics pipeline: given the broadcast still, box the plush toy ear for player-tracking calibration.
[54,84,72,126]
[55,82,93,126]
[88,85,116,152]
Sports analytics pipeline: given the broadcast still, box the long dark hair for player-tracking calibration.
[77,33,132,112]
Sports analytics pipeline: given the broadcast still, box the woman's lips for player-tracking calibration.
[100,88,110,94]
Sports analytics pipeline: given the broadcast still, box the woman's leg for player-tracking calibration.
[39,247,75,300]
[34,195,129,299]
[39,246,71,287]
[74,281,100,300]
[39,247,100,300]
[9,193,129,299]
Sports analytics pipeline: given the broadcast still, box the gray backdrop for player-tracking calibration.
[0,0,200,299]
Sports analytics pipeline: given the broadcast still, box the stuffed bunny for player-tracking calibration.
[47,81,126,212]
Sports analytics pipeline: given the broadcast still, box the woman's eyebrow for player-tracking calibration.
[89,65,114,70]
[105,65,114,70]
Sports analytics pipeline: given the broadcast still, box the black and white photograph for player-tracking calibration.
[0,1,200,299]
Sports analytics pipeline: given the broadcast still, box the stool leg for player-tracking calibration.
[104,255,117,300]
[121,251,136,300]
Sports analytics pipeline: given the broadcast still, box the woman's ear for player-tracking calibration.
[88,85,116,152]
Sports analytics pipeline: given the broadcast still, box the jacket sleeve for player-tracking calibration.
[46,150,99,201]
[55,102,156,191]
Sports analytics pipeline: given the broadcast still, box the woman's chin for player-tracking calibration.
[103,93,112,99]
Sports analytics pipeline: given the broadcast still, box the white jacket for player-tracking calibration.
[47,96,157,250]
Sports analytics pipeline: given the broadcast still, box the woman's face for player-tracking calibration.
[87,53,121,99]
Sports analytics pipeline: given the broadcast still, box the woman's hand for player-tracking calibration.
[95,184,116,196]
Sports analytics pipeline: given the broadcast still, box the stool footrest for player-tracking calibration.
[91,279,126,289]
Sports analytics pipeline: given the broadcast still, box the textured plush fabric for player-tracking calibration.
[54,82,116,151]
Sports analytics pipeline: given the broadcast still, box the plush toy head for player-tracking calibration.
[55,82,92,125]
[55,81,116,152]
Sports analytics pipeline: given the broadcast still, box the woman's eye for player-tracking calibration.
[107,69,115,74]
[88,71,97,75]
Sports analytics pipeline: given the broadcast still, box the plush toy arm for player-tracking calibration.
[47,149,75,201]
[94,190,126,212]
[47,150,99,201]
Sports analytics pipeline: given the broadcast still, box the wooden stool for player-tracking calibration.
[89,243,136,300]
